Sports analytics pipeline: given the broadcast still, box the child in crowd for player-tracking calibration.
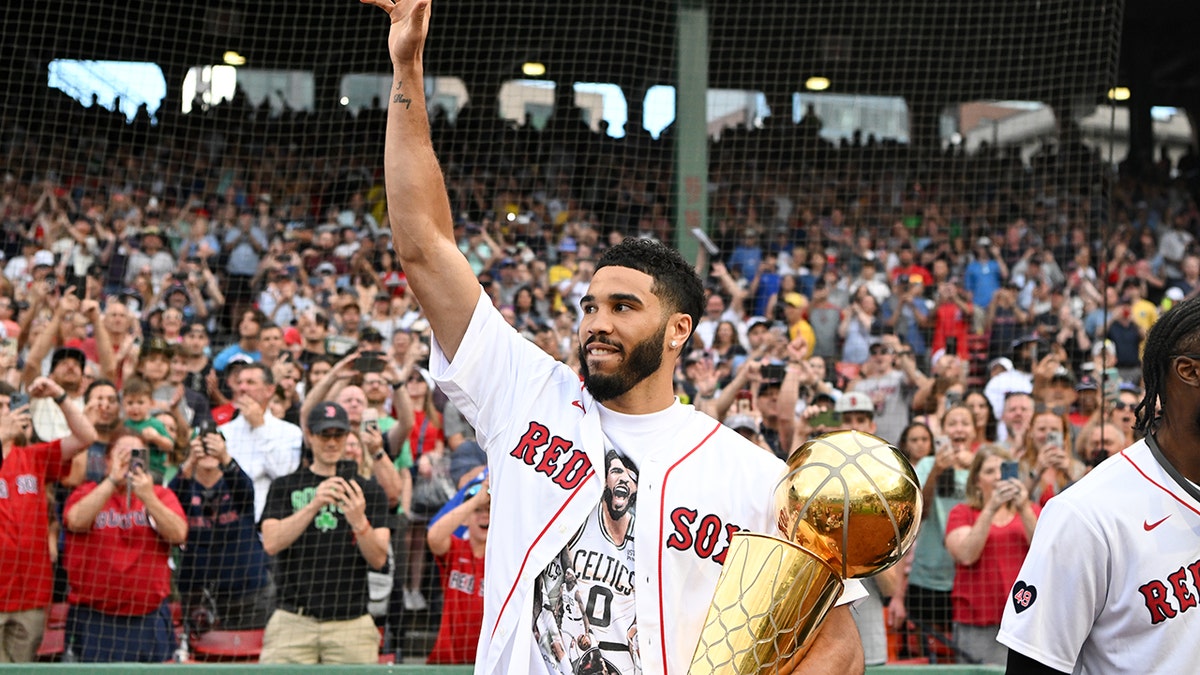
[121,376,175,481]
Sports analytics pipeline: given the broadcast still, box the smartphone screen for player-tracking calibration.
[130,446,149,473]
[810,410,841,428]
[355,351,386,373]
[1045,430,1063,448]
[1000,460,1020,482]
[336,459,358,482]
[361,408,379,434]
[735,390,753,414]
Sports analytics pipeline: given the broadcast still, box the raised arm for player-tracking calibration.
[366,0,481,361]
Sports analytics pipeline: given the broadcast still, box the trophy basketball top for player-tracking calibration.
[775,430,922,579]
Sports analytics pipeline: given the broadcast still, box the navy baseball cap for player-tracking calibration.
[307,401,350,434]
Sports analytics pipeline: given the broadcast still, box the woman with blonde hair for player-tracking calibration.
[1019,409,1085,506]
[898,404,978,659]
[945,444,1040,665]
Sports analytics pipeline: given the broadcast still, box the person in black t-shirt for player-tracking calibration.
[259,401,390,664]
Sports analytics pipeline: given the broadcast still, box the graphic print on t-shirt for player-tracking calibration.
[535,447,641,674]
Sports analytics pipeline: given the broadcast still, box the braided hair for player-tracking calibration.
[1134,294,1200,435]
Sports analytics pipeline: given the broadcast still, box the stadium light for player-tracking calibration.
[805,76,831,91]
[1107,86,1130,101]
[223,51,246,66]
[522,61,547,77]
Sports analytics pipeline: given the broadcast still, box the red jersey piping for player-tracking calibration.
[656,420,722,673]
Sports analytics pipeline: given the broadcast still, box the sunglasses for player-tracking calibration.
[318,429,348,439]
[1111,400,1135,411]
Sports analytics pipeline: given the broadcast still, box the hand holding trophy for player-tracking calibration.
[690,430,922,673]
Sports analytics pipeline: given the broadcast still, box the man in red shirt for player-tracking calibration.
[63,433,187,662]
[425,479,489,664]
[0,377,97,662]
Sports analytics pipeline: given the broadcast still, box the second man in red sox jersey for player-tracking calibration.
[998,435,1200,674]
[999,293,1200,674]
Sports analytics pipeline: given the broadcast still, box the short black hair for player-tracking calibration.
[1135,294,1200,435]
[85,378,117,402]
[595,238,704,337]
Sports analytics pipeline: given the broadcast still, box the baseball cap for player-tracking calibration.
[747,316,771,332]
[51,346,87,371]
[449,440,487,487]
[782,292,807,308]
[724,414,760,434]
[976,236,992,248]
[33,250,55,268]
[988,357,1014,373]
[359,326,384,343]
[142,337,176,358]
[315,262,337,276]
[307,401,351,434]
[1166,287,1186,302]
[835,391,875,416]
[1075,375,1098,392]
[558,237,579,253]
[1049,367,1075,386]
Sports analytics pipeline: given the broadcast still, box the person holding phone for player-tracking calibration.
[944,445,1039,665]
[169,424,273,633]
[1018,411,1084,507]
[258,401,390,664]
[62,433,188,662]
[0,377,96,662]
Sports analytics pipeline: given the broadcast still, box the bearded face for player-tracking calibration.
[578,321,666,403]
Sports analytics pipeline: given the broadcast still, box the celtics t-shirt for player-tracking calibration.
[531,403,683,674]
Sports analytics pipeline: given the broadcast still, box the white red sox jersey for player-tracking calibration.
[998,438,1200,674]
[431,292,865,674]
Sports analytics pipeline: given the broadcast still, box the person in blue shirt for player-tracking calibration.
[169,427,273,632]
[963,237,1008,310]
[213,309,265,372]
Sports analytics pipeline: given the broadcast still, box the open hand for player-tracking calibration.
[360,0,432,67]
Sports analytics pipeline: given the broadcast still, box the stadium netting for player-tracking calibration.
[2,0,1126,668]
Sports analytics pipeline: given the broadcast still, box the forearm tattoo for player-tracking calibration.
[392,80,412,109]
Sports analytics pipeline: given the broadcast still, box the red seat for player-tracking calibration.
[189,629,264,661]
[36,628,64,660]
[46,602,69,629]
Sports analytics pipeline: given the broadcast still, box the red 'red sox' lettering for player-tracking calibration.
[509,421,591,490]
[666,507,744,565]
[1138,558,1200,624]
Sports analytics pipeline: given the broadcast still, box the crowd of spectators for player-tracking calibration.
[1,84,1199,665]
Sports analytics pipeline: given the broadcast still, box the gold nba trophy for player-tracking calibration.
[689,430,922,673]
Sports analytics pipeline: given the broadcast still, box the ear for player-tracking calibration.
[669,313,693,351]
[1173,356,1200,388]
